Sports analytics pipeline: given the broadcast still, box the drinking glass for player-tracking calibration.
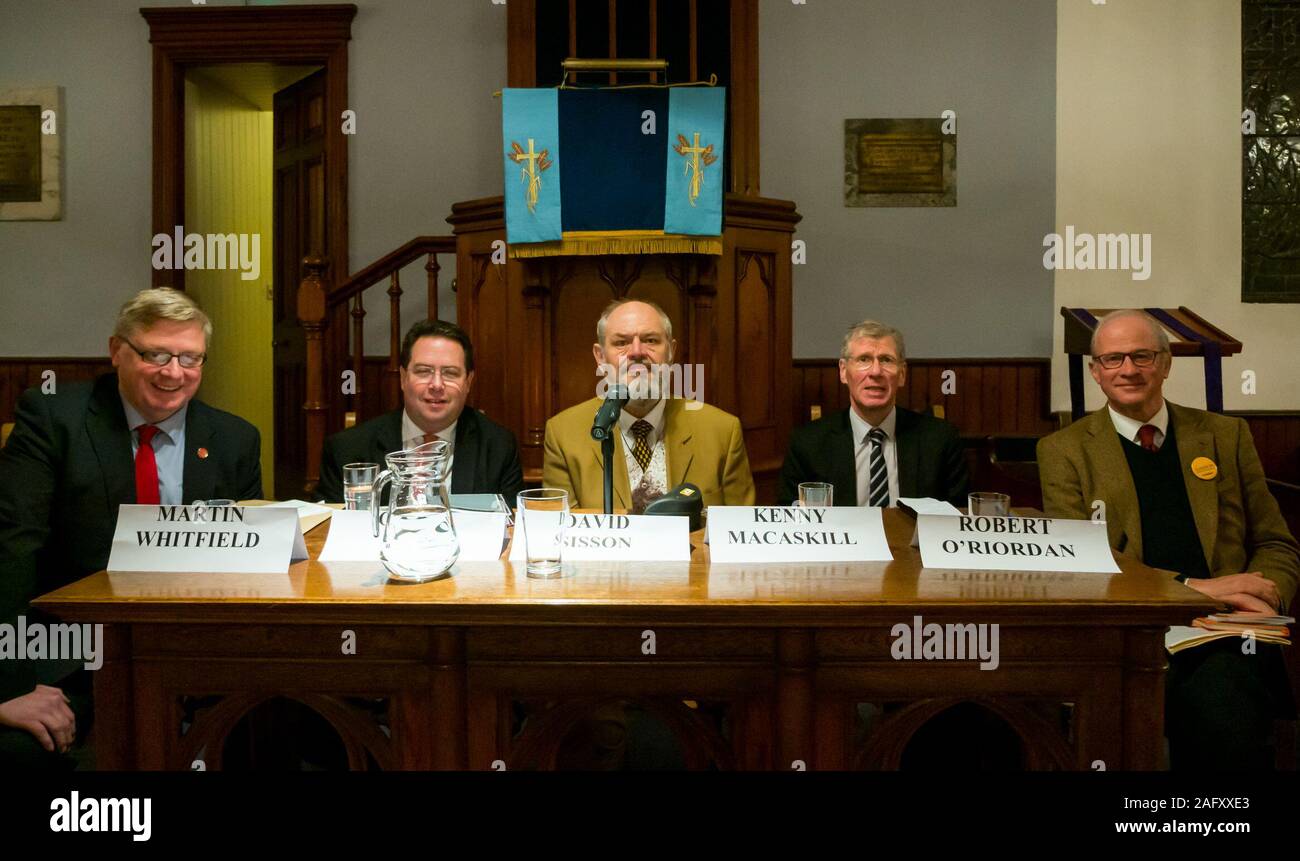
[798,482,833,508]
[343,463,379,511]
[968,492,1011,517]
[516,488,570,578]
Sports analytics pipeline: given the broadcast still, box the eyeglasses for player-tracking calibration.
[845,355,901,372]
[123,338,206,369]
[1093,350,1166,370]
[407,366,466,385]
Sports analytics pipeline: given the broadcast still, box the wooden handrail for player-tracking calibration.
[327,236,455,307]
[296,235,457,497]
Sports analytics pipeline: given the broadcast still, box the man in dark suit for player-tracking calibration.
[0,288,262,768]
[778,319,968,508]
[317,320,523,504]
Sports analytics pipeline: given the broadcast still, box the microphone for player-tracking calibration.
[644,483,705,532]
[591,384,629,441]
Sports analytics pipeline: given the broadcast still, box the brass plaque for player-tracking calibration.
[857,134,944,193]
[845,118,955,207]
[0,105,42,203]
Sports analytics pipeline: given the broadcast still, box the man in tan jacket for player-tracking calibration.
[543,299,755,512]
[1039,309,1297,769]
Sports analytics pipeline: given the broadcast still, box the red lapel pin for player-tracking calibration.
[197,447,209,459]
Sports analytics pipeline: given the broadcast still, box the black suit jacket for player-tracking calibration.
[777,406,969,508]
[0,373,261,696]
[317,406,524,504]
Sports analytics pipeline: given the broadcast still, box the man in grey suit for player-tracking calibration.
[0,288,261,768]
[778,319,968,508]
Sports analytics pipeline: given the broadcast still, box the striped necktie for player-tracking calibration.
[866,427,890,508]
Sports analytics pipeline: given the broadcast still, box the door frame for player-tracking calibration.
[141,3,355,292]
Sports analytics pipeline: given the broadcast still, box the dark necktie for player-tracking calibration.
[135,424,161,505]
[867,427,890,508]
[1137,424,1159,452]
[631,420,654,472]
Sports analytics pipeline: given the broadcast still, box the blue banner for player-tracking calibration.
[664,88,726,236]
[502,89,563,244]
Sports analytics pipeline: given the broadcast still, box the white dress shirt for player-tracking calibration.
[619,399,668,512]
[1107,400,1168,450]
[849,406,900,507]
[401,409,457,474]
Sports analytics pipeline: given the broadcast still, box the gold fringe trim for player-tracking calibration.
[511,230,722,258]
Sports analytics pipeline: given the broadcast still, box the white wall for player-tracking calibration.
[1054,0,1299,412]
[760,0,1058,359]
[0,0,507,356]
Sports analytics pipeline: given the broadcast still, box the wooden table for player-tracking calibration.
[33,510,1215,771]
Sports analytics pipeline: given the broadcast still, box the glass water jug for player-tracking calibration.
[371,440,459,582]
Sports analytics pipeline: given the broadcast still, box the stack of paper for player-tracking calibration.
[1166,612,1293,654]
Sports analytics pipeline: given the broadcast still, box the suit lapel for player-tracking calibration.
[85,375,136,506]
[451,408,479,494]
[894,408,922,499]
[664,399,694,490]
[181,403,215,503]
[372,410,404,467]
[1082,409,1143,556]
[831,410,858,505]
[1169,403,1218,569]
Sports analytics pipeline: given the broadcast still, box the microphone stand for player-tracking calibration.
[590,384,627,516]
[601,433,615,515]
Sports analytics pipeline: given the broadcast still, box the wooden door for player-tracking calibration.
[272,69,326,500]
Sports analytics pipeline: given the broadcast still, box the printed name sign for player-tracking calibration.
[706,506,893,563]
[108,504,307,574]
[917,514,1119,573]
[508,513,691,562]
[319,510,508,563]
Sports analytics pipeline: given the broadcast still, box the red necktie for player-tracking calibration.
[1137,424,1159,452]
[135,425,161,504]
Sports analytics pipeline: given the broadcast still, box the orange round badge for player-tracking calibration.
[1191,457,1217,480]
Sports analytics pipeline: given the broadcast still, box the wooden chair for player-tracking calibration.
[1,422,13,450]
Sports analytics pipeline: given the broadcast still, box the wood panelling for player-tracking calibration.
[793,358,1057,438]
[1237,412,1300,485]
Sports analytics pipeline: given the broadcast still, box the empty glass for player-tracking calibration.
[371,441,459,582]
[343,462,379,511]
[798,482,833,508]
[968,492,1011,517]
[516,488,569,578]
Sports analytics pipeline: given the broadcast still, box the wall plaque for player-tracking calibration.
[845,118,955,207]
[0,86,63,220]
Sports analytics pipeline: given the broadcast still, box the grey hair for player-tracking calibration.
[596,298,674,344]
[1090,309,1170,356]
[114,287,213,344]
[841,319,906,362]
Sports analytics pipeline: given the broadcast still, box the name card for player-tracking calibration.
[706,506,893,563]
[108,504,307,574]
[508,513,691,562]
[319,510,508,563]
[917,514,1119,573]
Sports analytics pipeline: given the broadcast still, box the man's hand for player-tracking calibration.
[0,685,76,753]
[1185,572,1281,613]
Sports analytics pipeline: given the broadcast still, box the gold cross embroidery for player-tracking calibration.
[673,132,718,207]
[508,138,553,214]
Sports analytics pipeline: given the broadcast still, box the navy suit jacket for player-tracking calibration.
[777,406,969,508]
[316,406,524,505]
[0,373,261,695]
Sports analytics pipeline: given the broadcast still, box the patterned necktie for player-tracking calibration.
[631,420,654,472]
[866,427,890,508]
[422,432,438,445]
[134,424,161,505]
[1137,424,1159,452]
